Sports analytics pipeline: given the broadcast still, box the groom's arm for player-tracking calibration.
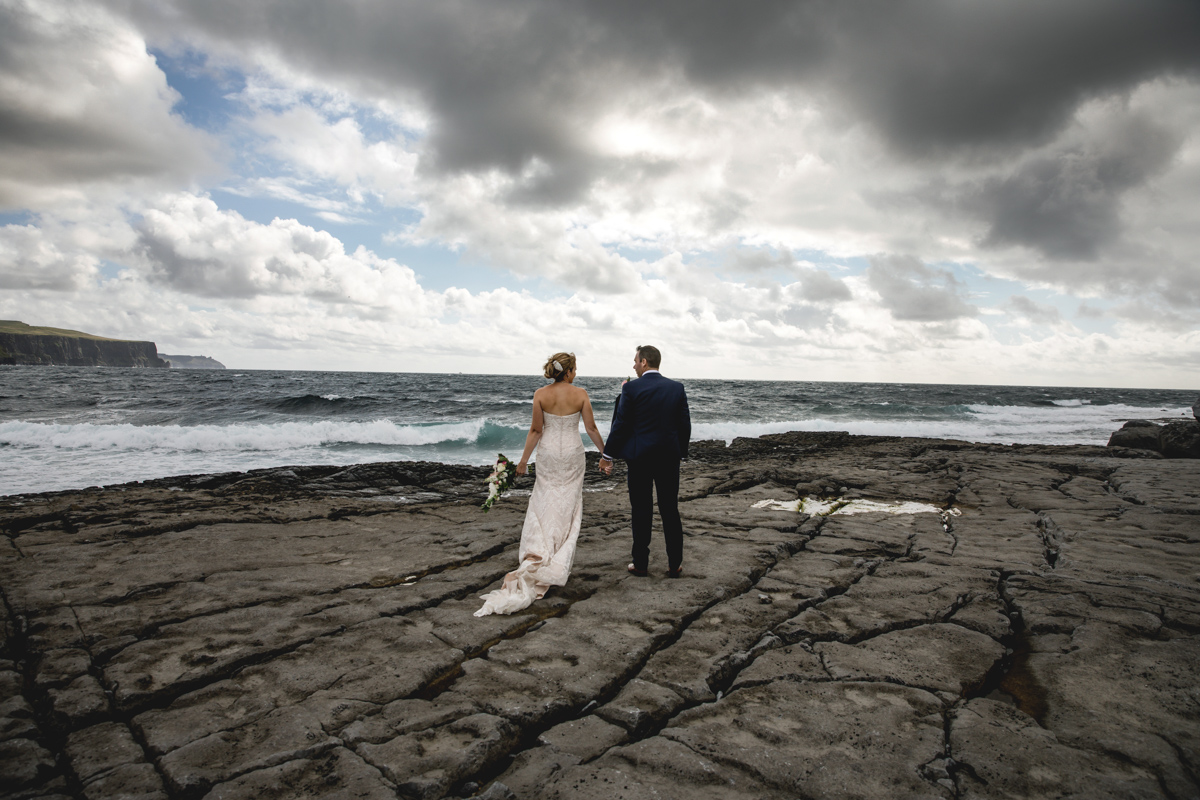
[602,390,631,463]
[677,387,691,460]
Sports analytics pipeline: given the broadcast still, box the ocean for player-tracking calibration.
[0,367,1193,496]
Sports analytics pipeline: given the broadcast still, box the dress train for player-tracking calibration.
[474,411,585,617]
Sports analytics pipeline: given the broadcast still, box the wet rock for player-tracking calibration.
[476,783,516,800]
[355,713,518,799]
[33,647,91,689]
[490,746,580,798]
[537,715,627,761]
[595,679,684,736]
[341,695,482,746]
[159,705,340,796]
[49,673,110,729]
[545,736,780,799]
[775,560,993,643]
[0,737,57,791]
[0,671,37,743]
[200,748,395,800]
[731,642,827,688]
[79,763,167,800]
[951,699,1163,799]
[1003,621,1200,798]
[817,623,1004,694]
[1160,420,1200,458]
[1107,420,1163,452]
[66,722,146,784]
[660,681,948,798]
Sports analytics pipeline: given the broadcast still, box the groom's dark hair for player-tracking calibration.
[636,345,661,368]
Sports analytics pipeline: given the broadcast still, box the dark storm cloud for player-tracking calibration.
[0,1,214,205]
[974,117,1179,260]
[107,0,1200,190]
[867,255,975,322]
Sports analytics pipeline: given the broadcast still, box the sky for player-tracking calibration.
[0,0,1198,388]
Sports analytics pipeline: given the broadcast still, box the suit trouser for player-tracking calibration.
[627,453,683,571]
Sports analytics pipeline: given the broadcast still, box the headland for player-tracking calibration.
[0,321,167,368]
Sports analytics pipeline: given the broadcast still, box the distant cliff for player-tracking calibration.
[161,354,226,370]
[0,321,168,368]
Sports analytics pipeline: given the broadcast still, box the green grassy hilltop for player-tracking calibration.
[0,320,129,341]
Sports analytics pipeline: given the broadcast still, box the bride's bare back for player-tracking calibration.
[536,381,589,416]
[514,355,606,474]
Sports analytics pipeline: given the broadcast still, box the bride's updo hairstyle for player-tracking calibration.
[543,352,576,382]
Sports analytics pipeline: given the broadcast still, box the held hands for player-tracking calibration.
[598,459,613,476]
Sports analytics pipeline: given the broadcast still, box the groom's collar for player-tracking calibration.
[640,369,661,377]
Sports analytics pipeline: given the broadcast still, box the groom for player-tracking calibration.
[600,345,691,578]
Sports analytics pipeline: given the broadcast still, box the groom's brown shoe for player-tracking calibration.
[666,565,683,578]
[627,563,649,577]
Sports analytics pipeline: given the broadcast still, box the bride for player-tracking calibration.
[474,352,606,617]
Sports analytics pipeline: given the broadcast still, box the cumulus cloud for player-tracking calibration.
[0,224,98,290]
[0,0,215,208]
[135,194,439,316]
[246,105,419,207]
[798,269,852,303]
[866,255,976,322]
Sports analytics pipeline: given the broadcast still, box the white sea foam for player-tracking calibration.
[0,418,498,452]
[0,418,537,495]
[694,403,1189,447]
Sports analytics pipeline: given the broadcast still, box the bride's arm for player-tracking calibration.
[580,393,606,455]
[516,393,544,475]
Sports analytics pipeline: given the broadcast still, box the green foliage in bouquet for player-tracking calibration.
[482,453,521,511]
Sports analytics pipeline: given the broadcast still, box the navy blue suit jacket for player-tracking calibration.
[604,372,691,461]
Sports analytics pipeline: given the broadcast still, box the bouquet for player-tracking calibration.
[481,453,520,512]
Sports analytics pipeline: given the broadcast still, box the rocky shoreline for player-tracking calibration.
[1,431,1197,799]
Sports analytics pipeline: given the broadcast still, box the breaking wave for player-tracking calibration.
[693,402,1185,447]
[0,418,528,453]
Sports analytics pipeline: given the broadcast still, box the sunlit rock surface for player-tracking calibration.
[1,433,1197,799]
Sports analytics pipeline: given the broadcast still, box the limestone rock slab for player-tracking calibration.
[537,715,627,761]
[158,705,339,797]
[201,748,395,800]
[545,737,787,800]
[817,623,1004,694]
[65,722,145,784]
[662,681,949,798]
[356,713,518,800]
[950,699,1163,799]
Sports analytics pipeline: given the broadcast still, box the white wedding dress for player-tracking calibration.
[475,411,585,617]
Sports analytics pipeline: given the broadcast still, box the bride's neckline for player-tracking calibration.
[543,410,581,418]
